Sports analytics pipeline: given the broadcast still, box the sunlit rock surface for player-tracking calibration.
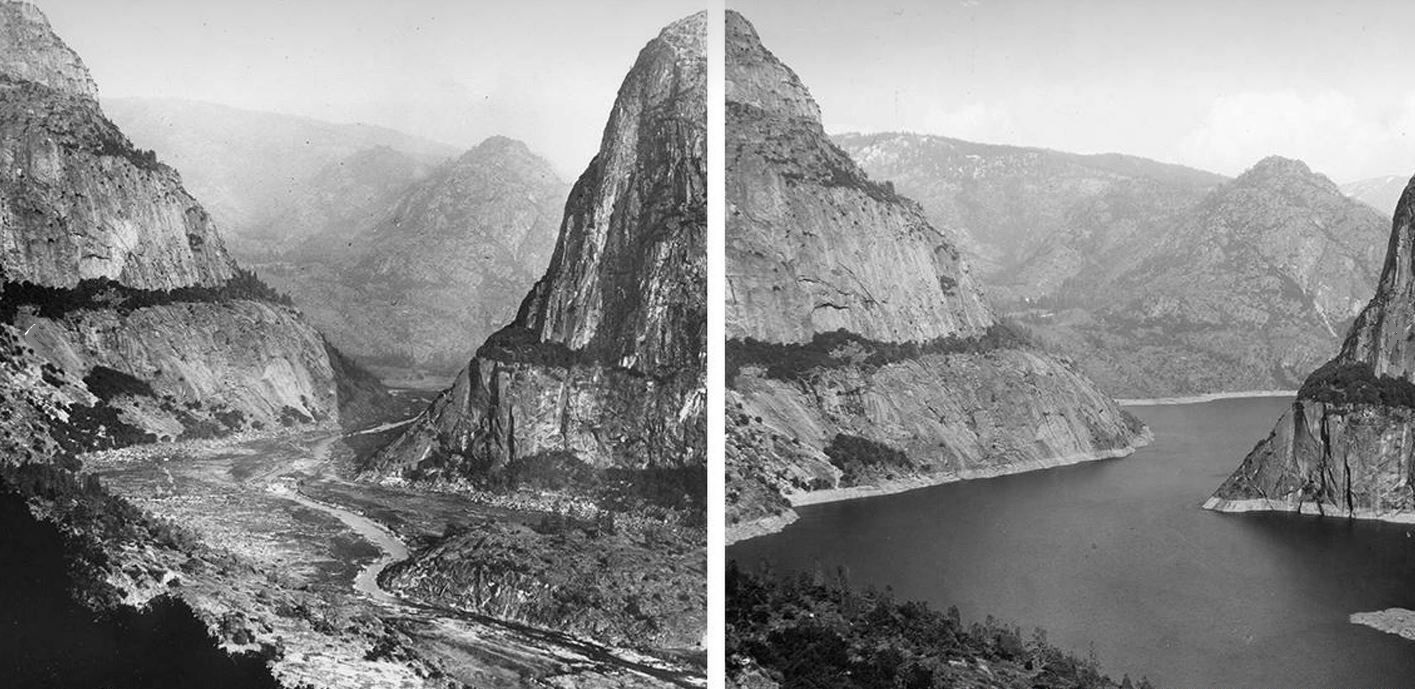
[724,11,1147,541]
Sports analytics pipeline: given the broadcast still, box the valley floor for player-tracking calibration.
[81,427,703,688]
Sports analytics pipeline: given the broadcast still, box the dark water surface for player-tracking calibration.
[730,397,1415,688]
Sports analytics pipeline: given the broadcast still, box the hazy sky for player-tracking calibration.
[734,0,1415,183]
[39,0,703,176]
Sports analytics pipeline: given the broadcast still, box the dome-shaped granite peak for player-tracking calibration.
[0,2,98,99]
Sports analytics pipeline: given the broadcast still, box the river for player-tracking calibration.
[729,397,1415,688]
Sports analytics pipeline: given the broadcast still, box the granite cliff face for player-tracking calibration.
[369,12,706,481]
[0,1,389,455]
[0,85,234,290]
[1208,176,1415,520]
[725,12,1147,540]
[0,2,94,99]
[259,136,568,378]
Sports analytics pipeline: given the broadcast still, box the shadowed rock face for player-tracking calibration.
[370,12,706,480]
[1210,176,1415,519]
[724,10,1147,539]
[0,1,389,454]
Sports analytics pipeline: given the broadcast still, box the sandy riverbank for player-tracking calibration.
[1202,496,1415,524]
[1117,390,1297,406]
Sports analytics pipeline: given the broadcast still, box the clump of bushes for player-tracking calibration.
[727,563,1150,689]
[0,268,294,324]
[476,325,583,369]
[822,434,912,486]
[726,323,1028,384]
[82,365,155,401]
[1299,360,1415,408]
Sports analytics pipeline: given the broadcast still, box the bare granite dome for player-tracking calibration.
[0,2,98,100]
[370,12,707,479]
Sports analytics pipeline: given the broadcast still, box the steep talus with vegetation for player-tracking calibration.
[362,12,708,653]
[1209,174,1415,520]
[724,11,1146,542]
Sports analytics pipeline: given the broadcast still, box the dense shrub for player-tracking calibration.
[82,365,155,401]
[0,268,294,324]
[497,450,597,492]
[1299,360,1415,408]
[50,403,156,455]
[726,323,1028,384]
[822,434,912,485]
[476,325,582,368]
[727,563,1149,689]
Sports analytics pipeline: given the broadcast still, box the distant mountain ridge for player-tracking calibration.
[839,131,1389,398]
[1343,174,1408,217]
[103,97,458,258]
[259,135,568,379]
[108,98,570,380]
[836,130,1226,290]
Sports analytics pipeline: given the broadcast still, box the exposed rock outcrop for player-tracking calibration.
[725,11,1147,541]
[0,80,235,290]
[0,1,390,456]
[1208,175,1415,520]
[0,3,95,99]
[369,12,706,481]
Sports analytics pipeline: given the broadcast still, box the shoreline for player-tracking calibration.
[1202,496,1415,524]
[1351,609,1415,643]
[728,429,1155,544]
[1117,389,1297,407]
[725,511,799,547]
[789,434,1152,508]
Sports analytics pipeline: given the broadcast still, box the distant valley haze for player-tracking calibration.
[36,0,703,177]
[733,0,1415,186]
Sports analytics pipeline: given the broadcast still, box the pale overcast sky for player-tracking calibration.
[38,0,703,176]
[733,0,1415,183]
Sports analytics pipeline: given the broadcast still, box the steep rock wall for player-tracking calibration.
[725,11,1147,540]
[1210,176,1415,520]
[370,12,706,480]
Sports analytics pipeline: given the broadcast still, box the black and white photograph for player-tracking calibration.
[0,1,705,687]
[14,0,1415,687]
[725,2,1415,688]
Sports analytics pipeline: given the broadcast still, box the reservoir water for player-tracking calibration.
[729,397,1415,688]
